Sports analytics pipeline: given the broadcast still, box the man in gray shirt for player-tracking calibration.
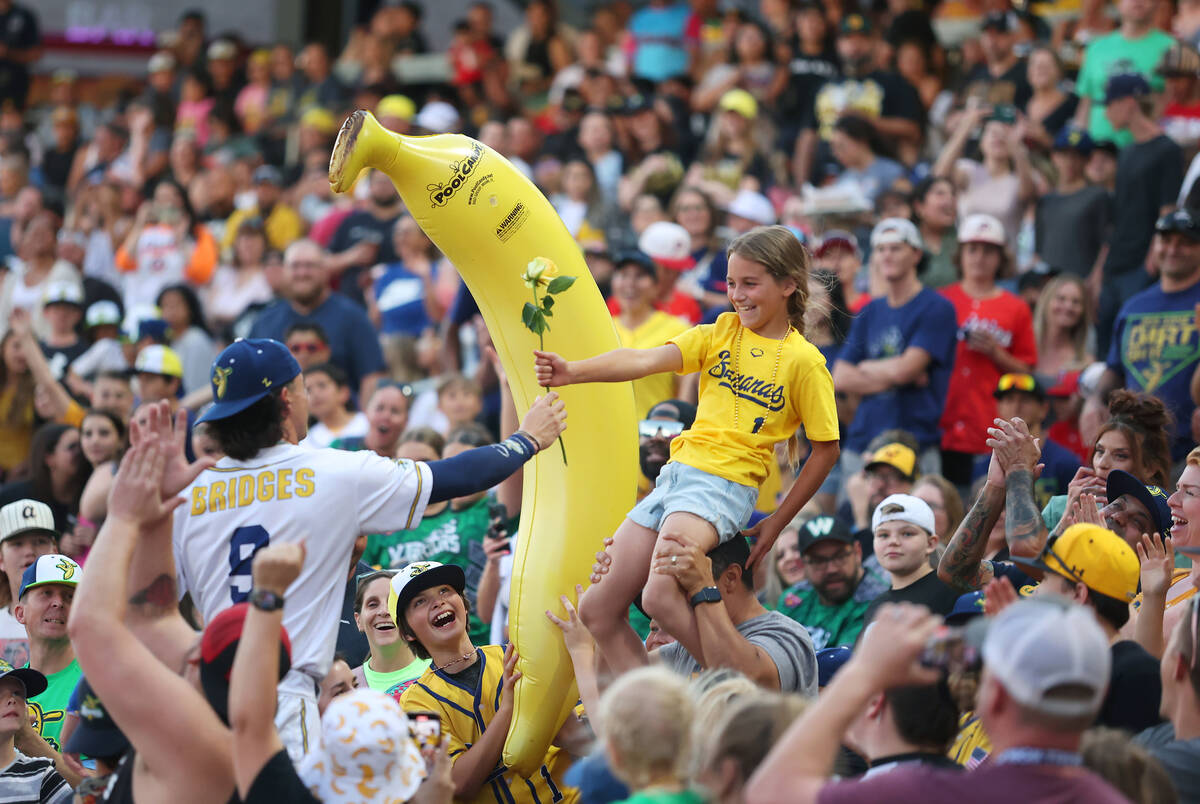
[1133,590,1200,800]
[653,536,818,696]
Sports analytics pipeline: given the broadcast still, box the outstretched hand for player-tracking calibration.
[108,438,186,526]
[130,401,215,497]
[1137,533,1175,599]
[743,515,783,570]
[518,392,567,452]
[533,350,571,387]
[545,585,594,657]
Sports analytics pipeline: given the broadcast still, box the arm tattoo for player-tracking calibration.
[1005,469,1049,556]
[128,573,178,618]
[938,486,1002,591]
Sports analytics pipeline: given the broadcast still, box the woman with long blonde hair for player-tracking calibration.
[1033,275,1095,382]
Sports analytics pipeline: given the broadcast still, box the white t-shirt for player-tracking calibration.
[173,443,433,698]
[302,412,369,449]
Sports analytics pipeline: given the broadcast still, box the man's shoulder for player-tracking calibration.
[315,293,372,325]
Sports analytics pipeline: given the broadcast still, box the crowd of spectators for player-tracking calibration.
[2,0,1200,800]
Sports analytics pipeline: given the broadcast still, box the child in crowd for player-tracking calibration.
[302,363,368,449]
[863,493,960,622]
[436,374,484,436]
[535,225,839,673]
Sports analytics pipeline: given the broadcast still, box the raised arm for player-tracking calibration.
[988,418,1049,559]
[938,453,1006,591]
[448,645,521,799]
[67,437,233,798]
[230,542,305,798]
[534,345,683,386]
[424,392,566,503]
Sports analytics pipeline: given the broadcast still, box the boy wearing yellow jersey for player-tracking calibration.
[393,562,577,804]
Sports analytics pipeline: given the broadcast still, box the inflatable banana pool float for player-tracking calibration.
[330,111,636,776]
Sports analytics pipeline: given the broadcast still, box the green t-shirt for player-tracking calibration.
[773,568,889,651]
[26,657,81,751]
[363,655,431,701]
[363,496,498,645]
[1077,29,1174,146]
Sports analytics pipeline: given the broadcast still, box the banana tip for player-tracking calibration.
[328,110,367,194]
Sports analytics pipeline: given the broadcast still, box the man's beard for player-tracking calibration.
[814,571,857,605]
[639,440,671,480]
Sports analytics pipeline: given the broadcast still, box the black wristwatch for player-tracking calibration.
[249,588,284,612]
[689,587,722,607]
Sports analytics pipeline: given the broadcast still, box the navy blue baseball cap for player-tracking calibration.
[1105,469,1171,537]
[197,339,301,423]
[817,646,852,687]
[946,591,987,625]
[1052,125,1093,154]
[1104,73,1152,104]
[65,677,130,758]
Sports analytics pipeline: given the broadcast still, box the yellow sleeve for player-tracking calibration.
[221,210,245,252]
[795,359,839,443]
[59,400,85,428]
[401,681,470,760]
[668,323,712,375]
[269,206,306,251]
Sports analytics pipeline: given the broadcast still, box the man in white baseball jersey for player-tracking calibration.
[173,338,566,759]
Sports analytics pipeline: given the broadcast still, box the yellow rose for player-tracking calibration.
[521,257,559,288]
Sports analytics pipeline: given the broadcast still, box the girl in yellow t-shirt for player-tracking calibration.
[534,225,840,672]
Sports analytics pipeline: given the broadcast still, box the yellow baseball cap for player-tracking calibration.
[865,443,917,479]
[1017,523,1140,602]
[300,107,337,135]
[377,94,416,123]
[134,345,184,379]
[718,88,758,121]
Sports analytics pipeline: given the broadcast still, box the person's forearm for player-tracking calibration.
[1133,591,1166,658]
[747,661,880,804]
[938,483,1003,590]
[772,441,839,526]
[793,131,817,186]
[70,515,137,662]
[933,119,971,178]
[694,603,779,688]
[1005,468,1049,557]
[427,432,538,503]
[832,362,891,395]
[476,561,501,625]
[872,116,920,144]
[1073,95,1091,129]
[567,648,603,729]
[451,707,512,798]
[568,348,672,384]
[229,601,285,796]
[1013,145,1036,203]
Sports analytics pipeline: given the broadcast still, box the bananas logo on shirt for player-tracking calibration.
[26,702,63,750]
[708,350,787,412]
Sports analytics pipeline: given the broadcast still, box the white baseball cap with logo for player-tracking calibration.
[869,217,923,251]
[727,189,777,226]
[958,213,1007,247]
[981,597,1111,718]
[0,500,58,543]
[85,300,122,328]
[42,281,84,308]
[638,221,695,271]
[871,493,936,535]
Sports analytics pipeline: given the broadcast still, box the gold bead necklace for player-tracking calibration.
[731,323,792,434]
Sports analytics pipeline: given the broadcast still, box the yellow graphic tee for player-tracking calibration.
[668,312,838,488]
[614,310,691,420]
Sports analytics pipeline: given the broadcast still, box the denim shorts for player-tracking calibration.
[628,462,758,543]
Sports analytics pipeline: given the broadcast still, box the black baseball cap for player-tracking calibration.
[615,250,657,278]
[645,399,696,429]
[840,13,872,35]
[0,660,46,699]
[64,678,130,758]
[981,10,1016,32]
[1156,208,1200,242]
[1105,470,1172,538]
[795,516,856,554]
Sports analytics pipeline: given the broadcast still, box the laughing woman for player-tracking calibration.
[352,570,430,700]
[395,562,578,804]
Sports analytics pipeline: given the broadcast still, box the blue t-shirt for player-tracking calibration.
[628,3,693,82]
[838,287,958,452]
[373,261,433,337]
[1106,280,1200,461]
[248,294,385,389]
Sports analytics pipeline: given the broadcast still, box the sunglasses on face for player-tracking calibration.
[638,419,685,439]
[288,342,325,354]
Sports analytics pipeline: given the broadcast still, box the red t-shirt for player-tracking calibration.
[939,284,1038,454]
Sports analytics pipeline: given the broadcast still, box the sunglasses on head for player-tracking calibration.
[638,419,685,439]
[996,373,1037,393]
